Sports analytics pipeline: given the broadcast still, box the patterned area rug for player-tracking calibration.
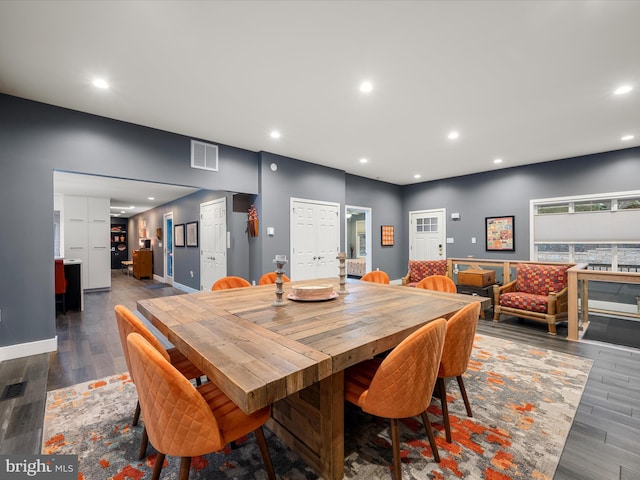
[42,334,591,480]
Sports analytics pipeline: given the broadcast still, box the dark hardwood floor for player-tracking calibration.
[1,271,640,479]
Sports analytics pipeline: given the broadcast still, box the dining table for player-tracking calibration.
[137,277,489,480]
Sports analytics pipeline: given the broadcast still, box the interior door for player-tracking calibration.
[163,212,173,284]
[409,209,446,260]
[291,199,340,280]
[200,198,227,290]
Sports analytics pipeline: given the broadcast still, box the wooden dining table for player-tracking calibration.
[137,278,489,480]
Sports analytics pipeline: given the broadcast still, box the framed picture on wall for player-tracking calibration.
[186,221,198,247]
[485,215,515,251]
[174,224,185,247]
[381,225,394,246]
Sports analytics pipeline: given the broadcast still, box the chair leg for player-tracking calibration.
[254,427,276,480]
[133,400,141,426]
[456,375,473,417]
[437,377,452,443]
[420,411,440,463]
[138,426,149,460]
[390,418,402,480]
[178,457,191,480]
[151,452,165,480]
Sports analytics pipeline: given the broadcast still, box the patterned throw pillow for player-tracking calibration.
[515,264,570,296]
[409,260,447,284]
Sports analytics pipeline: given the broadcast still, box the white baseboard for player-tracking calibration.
[0,336,57,362]
[172,282,199,294]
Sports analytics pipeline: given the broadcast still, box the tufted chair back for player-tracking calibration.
[211,275,252,291]
[360,318,446,419]
[258,272,291,285]
[515,263,569,296]
[360,270,390,284]
[127,333,225,456]
[438,302,480,378]
[416,274,457,293]
[115,304,171,379]
[436,301,481,443]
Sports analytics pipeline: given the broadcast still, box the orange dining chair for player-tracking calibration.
[258,272,291,285]
[436,301,481,443]
[360,270,390,284]
[211,275,252,291]
[114,305,204,459]
[126,332,276,480]
[416,274,457,293]
[54,259,67,314]
[344,318,447,479]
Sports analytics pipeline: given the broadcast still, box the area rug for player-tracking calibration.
[42,334,592,480]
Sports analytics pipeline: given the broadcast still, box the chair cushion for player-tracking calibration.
[499,292,549,313]
[408,260,447,284]
[515,263,569,296]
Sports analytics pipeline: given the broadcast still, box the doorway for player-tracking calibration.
[200,197,227,290]
[163,212,174,285]
[290,198,340,280]
[409,209,446,260]
[345,206,372,274]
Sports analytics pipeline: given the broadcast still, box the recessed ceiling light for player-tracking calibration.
[614,85,633,95]
[493,158,503,164]
[270,130,281,139]
[621,134,634,141]
[92,78,109,89]
[360,81,373,93]
[448,131,459,140]
[148,197,155,200]
[414,174,421,179]
[360,158,368,164]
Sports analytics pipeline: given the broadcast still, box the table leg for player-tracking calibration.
[267,371,345,480]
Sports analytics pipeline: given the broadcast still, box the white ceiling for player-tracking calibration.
[1,1,639,187]
[54,172,199,218]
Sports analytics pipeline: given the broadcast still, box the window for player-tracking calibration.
[416,216,438,233]
[532,191,640,271]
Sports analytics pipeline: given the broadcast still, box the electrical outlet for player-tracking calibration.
[190,271,194,278]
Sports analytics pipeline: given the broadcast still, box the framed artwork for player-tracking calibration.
[174,223,185,247]
[381,225,394,246]
[186,221,198,247]
[485,216,515,251]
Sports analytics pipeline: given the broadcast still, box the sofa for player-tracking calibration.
[493,263,571,335]
[401,260,449,287]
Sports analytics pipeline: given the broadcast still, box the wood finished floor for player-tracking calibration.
[1,271,640,479]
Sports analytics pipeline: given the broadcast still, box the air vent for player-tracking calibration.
[1,381,27,401]
[191,140,219,172]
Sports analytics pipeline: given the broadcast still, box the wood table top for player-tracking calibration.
[137,278,488,413]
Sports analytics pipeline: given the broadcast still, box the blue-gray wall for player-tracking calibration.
[1,92,639,354]
[402,148,640,262]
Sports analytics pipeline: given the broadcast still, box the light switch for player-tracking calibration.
[267,227,275,236]
[471,237,476,244]
[446,237,454,244]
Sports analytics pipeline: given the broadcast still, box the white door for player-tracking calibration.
[200,198,227,290]
[291,199,340,281]
[163,212,173,285]
[409,209,446,260]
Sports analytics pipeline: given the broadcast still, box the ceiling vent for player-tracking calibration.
[191,140,218,172]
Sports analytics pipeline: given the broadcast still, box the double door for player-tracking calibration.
[291,199,340,280]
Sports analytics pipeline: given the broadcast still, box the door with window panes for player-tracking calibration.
[409,209,446,260]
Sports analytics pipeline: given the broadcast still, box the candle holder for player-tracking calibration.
[337,252,348,294]
[272,255,288,306]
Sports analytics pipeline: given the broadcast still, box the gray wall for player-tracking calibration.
[0,93,259,349]
[402,147,640,262]
[256,152,346,282]
[346,174,406,279]
[2,92,639,354]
